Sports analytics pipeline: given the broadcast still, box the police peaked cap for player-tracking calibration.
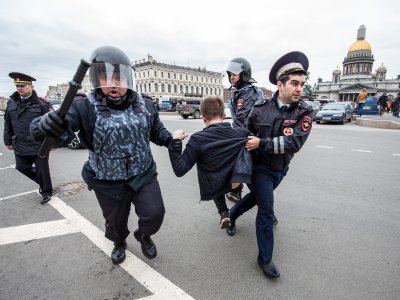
[9,72,36,86]
[269,51,309,85]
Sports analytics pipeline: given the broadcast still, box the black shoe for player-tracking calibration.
[134,230,157,259]
[226,221,236,236]
[220,211,231,229]
[273,215,279,228]
[40,195,51,204]
[111,241,127,265]
[257,257,280,278]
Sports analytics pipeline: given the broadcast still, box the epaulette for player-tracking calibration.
[298,99,313,111]
[254,98,267,106]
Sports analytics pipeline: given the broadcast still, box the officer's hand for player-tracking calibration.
[172,129,188,140]
[38,111,68,138]
[245,136,260,151]
[6,145,13,150]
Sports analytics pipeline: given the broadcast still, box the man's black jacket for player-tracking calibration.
[168,122,252,200]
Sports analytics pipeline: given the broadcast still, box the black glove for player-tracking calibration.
[38,111,68,138]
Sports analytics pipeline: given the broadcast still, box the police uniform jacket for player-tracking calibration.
[230,82,260,128]
[31,91,172,199]
[168,122,252,200]
[248,91,313,171]
[4,90,52,156]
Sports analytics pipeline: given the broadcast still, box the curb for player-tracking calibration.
[354,117,400,130]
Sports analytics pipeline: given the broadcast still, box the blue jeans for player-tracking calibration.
[230,164,287,262]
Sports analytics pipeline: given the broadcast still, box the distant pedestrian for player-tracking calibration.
[378,93,388,116]
[356,88,368,116]
[392,93,400,118]
[3,72,55,204]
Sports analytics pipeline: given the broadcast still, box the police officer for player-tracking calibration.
[31,46,172,265]
[3,73,54,204]
[225,57,262,202]
[226,51,313,279]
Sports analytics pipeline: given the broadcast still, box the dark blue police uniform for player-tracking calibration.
[228,51,313,277]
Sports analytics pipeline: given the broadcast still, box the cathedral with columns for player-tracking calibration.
[315,25,400,101]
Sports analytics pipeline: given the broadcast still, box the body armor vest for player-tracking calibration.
[87,93,153,180]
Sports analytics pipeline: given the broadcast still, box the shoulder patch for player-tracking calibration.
[301,115,312,132]
[237,98,244,110]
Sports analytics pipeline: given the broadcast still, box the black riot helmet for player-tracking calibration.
[89,46,135,91]
[226,57,256,85]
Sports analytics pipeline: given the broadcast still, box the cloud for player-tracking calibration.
[1,0,399,97]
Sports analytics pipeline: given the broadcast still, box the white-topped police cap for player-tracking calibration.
[9,72,36,86]
[269,51,309,85]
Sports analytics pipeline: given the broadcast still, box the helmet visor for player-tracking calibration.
[226,61,244,75]
[89,62,135,90]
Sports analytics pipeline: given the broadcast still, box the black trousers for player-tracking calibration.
[213,194,228,214]
[14,154,52,196]
[95,176,165,244]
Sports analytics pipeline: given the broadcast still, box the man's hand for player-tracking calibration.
[172,129,188,140]
[38,111,68,138]
[6,145,13,150]
[245,135,260,151]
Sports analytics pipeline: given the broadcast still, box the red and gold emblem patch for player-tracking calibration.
[301,116,312,132]
[283,127,293,136]
[237,98,244,110]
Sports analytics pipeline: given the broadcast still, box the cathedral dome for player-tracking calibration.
[348,40,372,52]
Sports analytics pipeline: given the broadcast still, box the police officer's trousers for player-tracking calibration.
[14,154,52,197]
[230,164,287,262]
[95,176,165,244]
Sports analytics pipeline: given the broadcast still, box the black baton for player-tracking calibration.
[38,59,91,158]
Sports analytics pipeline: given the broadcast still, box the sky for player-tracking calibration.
[1,0,399,98]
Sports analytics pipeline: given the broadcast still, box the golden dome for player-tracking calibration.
[348,40,372,52]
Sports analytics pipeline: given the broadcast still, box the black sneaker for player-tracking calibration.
[226,191,241,202]
[111,241,127,265]
[134,230,157,259]
[226,224,236,236]
[40,195,51,204]
[220,211,231,229]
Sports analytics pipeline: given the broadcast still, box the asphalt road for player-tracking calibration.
[0,115,399,300]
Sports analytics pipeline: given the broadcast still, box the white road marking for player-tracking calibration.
[0,219,79,245]
[316,145,334,149]
[393,154,400,156]
[351,149,371,153]
[0,194,194,299]
[0,166,13,170]
[0,153,3,156]
[0,189,37,201]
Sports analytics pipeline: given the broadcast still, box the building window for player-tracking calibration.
[168,72,171,79]
[148,71,150,77]
[161,72,164,78]
[186,86,189,93]
[196,86,199,94]
[180,85,184,93]
[168,84,171,93]
[155,83,158,92]
[186,74,188,80]
[180,74,182,80]
[174,73,176,79]
[154,71,157,77]
[174,85,177,93]
[148,83,151,92]
[191,86,194,93]
[161,83,165,93]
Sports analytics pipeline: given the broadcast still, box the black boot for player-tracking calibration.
[111,241,127,265]
[134,230,157,259]
[226,220,236,236]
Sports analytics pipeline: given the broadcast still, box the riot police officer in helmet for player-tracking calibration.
[225,57,262,203]
[31,46,172,265]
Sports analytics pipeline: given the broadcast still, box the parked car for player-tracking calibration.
[315,102,353,124]
[159,100,172,111]
[224,103,232,119]
[176,98,202,119]
[304,100,320,121]
[353,97,379,115]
